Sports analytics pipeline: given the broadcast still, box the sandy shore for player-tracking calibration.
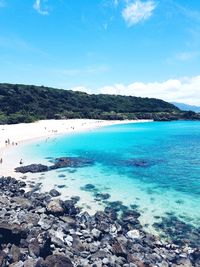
[0,119,152,151]
[0,118,152,178]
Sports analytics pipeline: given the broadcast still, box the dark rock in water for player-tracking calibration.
[58,174,66,178]
[71,196,80,203]
[81,183,96,191]
[49,189,61,197]
[39,254,73,267]
[94,193,111,200]
[50,157,94,169]
[126,159,152,167]
[119,158,162,168]
[153,215,200,248]
[15,164,48,173]
[57,185,66,189]
[15,157,94,174]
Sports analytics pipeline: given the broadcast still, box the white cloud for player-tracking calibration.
[99,76,200,105]
[122,0,157,26]
[33,0,49,15]
[72,76,200,106]
[71,86,92,94]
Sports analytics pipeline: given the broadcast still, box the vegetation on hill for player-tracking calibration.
[0,83,199,124]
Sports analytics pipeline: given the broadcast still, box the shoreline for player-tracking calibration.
[0,119,152,152]
[0,118,152,179]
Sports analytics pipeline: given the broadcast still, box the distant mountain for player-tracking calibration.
[0,83,199,124]
[172,102,200,113]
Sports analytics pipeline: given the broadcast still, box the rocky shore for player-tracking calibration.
[0,176,199,267]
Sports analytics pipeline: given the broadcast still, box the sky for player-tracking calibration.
[0,0,200,105]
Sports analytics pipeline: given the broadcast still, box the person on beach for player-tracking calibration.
[19,159,23,165]
[0,158,2,164]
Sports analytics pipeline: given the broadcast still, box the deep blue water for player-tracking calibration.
[13,121,200,230]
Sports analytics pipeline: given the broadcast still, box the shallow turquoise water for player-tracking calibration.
[10,121,200,231]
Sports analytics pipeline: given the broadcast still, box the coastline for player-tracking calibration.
[0,118,152,178]
[0,119,152,151]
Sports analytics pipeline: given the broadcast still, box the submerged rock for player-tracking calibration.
[15,157,94,174]
[49,189,61,197]
[50,157,94,169]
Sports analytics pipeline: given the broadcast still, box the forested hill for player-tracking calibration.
[0,83,199,124]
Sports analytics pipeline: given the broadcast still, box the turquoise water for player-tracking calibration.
[9,121,200,233]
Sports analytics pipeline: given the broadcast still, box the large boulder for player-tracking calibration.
[39,254,73,267]
[46,199,64,215]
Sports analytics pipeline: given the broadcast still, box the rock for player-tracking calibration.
[12,197,32,209]
[102,258,109,264]
[49,229,65,248]
[89,244,99,253]
[28,238,40,258]
[0,221,27,245]
[63,200,79,216]
[65,235,73,243]
[42,254,73,267]
[0,250,7,266]
[15,164,48,173]
[126,229,140,239]
[50,157,94,169]
[38,216,52,230]
[72,235,85,252]
[17,211,40,226]
[95,193,111,200]
[9,261,24,267]
[10,244,20,262]
[24,258,38,267]
[91,228,101,239]
[49,189,61,197]
[82,184,96,191]
[46,199,64,215]
[60,216,76,227]
[174,258,193,267]
[112,241,127,258]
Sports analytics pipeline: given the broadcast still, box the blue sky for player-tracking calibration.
[0,0,200,104]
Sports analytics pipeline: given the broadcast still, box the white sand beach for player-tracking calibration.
[0,119,152,151]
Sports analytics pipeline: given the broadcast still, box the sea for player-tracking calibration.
[4,120,200,237]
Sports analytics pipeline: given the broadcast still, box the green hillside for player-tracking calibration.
[0,83,199,124]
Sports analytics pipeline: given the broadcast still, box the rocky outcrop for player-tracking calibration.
[15,164,48,173]
[50,157,94,169]
[15,157,94,173]
[0,176,199,267]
